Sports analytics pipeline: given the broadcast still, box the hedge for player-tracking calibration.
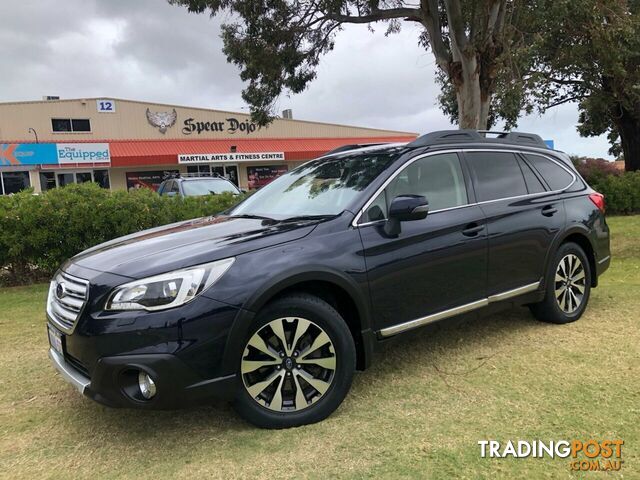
[586,171,640,215]
[0,183,242,284]
[573,158,640,215]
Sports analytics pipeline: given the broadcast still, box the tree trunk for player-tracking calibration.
[615,107,640,172]
[479,94,491,131]
[451,55,483,129]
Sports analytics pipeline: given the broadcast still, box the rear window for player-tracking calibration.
[182,179,238,196]
[466,152,528,202]
[524,154,574,191]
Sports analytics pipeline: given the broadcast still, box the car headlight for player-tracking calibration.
[106,258,235,311]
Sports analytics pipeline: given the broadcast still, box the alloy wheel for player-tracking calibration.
[241,317,336,412]
[554,254,586,314]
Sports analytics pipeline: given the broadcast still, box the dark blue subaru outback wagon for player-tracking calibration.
[46,130,610,428]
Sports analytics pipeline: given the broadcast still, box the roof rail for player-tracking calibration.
[162,172,181,180]
[407,130,549,149]
[162,172,225,180]
[180,172,224,179]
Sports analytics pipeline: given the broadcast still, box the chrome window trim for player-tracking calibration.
[352,149,577,228]
[352,149,462,227]
[378,281,541,337]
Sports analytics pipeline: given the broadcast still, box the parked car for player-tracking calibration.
[157,174,241,197]
[46,130,610,428]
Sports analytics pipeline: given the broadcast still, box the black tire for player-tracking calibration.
[529,242,592,324]
[233,293,356,429]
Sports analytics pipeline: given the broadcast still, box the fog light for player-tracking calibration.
[138,371,157,400]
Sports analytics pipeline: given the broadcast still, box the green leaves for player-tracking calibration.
[173,0,345,125]
[522,0,640,168]
[0,183,243,285]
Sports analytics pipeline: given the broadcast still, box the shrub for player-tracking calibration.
[573,157,622,184]
[588,171,640,215]
[0,183,242,284]
[569,157,640,215]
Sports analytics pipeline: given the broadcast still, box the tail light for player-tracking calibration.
[589,192,605,213]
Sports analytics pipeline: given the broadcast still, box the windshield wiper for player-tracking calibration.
[227,214,277,221]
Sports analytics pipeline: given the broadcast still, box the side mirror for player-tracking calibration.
[384,195,429,236]
[165,191,177,197]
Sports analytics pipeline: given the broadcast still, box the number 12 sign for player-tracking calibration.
[96,99,116,113]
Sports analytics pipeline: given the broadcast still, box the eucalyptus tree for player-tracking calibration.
[170,0,530,129]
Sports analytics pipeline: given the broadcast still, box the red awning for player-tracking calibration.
[107,136,416,167]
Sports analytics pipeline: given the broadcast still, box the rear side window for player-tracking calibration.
[466,152,528,202]
[519,158,546,194]
[524,154,574,191]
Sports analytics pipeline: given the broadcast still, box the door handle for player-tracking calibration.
[542,205,558,217]
[462,223,485,237]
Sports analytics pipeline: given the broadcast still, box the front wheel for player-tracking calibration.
[529,242,592,324]
[234,293,356,428]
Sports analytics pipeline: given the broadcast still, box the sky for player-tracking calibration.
[0,0,613,158]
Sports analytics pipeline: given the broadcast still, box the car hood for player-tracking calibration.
[66,216,317,280]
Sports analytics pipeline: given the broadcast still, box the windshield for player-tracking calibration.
[230,151,401,218]
[182,179,239,196]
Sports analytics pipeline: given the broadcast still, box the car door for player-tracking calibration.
[463,150,566,296]
[357,151,488,333]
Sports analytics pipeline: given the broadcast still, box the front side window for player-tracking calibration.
[361,153,468,223]
[467,152,528,202]
[230,152,401,219]
[524,154,574,191]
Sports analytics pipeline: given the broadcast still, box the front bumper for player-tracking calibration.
[48,346,238,408]
[49,348,90,394]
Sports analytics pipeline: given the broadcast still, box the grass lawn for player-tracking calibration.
[1,217,638,479]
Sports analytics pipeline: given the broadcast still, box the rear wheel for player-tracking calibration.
[234,293,356,428]
[529,242,591,324]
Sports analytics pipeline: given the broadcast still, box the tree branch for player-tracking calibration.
[546,95,588,109]
[421,0,452,70]
[443,0,470,54]
[548,77,585,86]
[326,7,422,24]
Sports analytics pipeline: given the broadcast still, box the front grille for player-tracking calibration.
[46,271,89,334]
